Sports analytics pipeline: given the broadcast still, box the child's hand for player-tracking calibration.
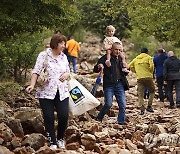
[122,62,128,68]
[122,68,130,73]
[105,60,111,67]
[120,52,125,59]
[98,64,104,71]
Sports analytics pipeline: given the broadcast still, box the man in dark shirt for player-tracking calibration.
[153,49,168,102]
[93,42,129,125]
[163,51,180,108]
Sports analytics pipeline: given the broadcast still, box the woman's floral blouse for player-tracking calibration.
[32,48,70,100]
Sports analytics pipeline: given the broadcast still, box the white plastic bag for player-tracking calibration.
[68,76,100,116]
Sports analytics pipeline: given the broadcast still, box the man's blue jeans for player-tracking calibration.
[97,81,126,124]
[68,56,77,74]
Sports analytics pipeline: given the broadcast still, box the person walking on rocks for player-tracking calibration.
[66,36,80,74]
[129,48,155,115]
[163,51,180,108]
[103,25,129,73]
[94,42,129,125]
[26,34,70,150]
[153,48,168,102]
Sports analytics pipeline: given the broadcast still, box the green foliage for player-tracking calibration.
[0,30,53,82]
[0,81,23,101]
[126,0,180,44]
[128,28,180,60]
[0,0,81,41]
[78,0,132,40]
[0,0,82,82]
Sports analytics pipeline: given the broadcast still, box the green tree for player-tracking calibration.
[78,0,132,39]
[126,0,180,45]
[0,0,81,82]
[0,0,81,41]
[0,31,49,82]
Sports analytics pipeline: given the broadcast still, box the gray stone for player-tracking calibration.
[21,133,46,150]
[125,139,138,151]
[0,145,14,154]
[0,122,15,142]
[14,108,44,134]
[6,117,24,138]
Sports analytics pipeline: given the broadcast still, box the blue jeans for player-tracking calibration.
[68,56,77,73]
[97,81,126,124]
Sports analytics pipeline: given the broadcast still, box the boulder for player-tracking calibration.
[0,145,14,154]
[6,117,24,138]
[21,133,46,151]
[14,108,44,134]
[0,122,15,142]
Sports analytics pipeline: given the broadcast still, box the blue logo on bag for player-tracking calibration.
[70,86,85,104]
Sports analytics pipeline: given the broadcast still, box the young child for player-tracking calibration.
[103,25,129,72]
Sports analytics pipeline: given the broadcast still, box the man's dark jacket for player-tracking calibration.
[163,56,180,80]
[93,54,129,91]
[153,52,167,77]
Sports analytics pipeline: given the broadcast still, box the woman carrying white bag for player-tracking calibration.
[26,34,70,150]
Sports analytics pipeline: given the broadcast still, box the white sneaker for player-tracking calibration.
[57,139,65,149]
[50,144,57,150]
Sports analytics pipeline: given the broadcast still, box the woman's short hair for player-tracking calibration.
[106,25,116,33]
[50,34,67,49]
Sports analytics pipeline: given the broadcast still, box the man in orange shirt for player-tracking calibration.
[66,36,80,74]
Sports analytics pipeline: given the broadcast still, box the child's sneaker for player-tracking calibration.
[57,139,65,149]
[105,60,111,67]
[50,144,57,150]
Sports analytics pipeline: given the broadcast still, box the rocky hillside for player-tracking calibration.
[0,32,180,154]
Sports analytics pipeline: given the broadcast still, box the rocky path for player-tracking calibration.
[0,32,180,153]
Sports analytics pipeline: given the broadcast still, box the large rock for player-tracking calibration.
[81,133,96,150]
[125,139,138,151]
[101,144,120,154]
[0,122,15,142]
[13,146,35,154]
[128,78,137,88]
[135,124,148,133]
[66,142,80,150]
[14,108,44,134]
[131,130,144,143]
[119,149,131,154]
[35,145,57,154]
[6,117,24,138]
[11,137,21,149]
[82,122,100,134]
[21,133,46,151]
[0,101,13,119]
[148,124,166,135]
[94,129,109,142]
[0,145,14,154]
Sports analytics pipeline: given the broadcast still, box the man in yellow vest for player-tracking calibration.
[66,36,80,74]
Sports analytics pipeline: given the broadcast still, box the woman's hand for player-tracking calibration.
[26,85,34,93]
[25,73,38,93]
[59,72,70,82]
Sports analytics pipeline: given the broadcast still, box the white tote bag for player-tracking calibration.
[68,76,100,116]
